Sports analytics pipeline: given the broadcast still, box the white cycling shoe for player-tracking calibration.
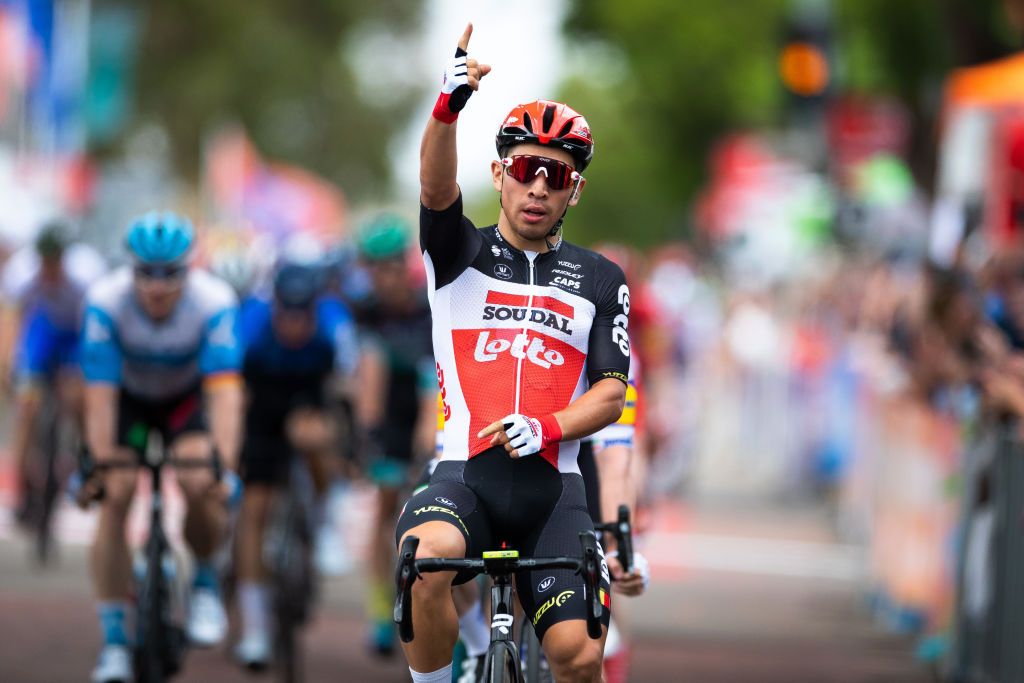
[186,588,227,647]
[235,630,272,669]
[91,643,133,683]
[315,525,354,577]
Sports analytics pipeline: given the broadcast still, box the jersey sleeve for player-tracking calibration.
[235,296,271,352]
[318,296,359,376]
[420,192,482,290]
[586,257,631,386]
[199,307,243,376]
[80,303,122,384]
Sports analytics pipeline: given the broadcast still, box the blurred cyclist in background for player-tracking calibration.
[0,221,104,525]
[80,211,243,683]
[232,257,356,668]
[352,213,436,656]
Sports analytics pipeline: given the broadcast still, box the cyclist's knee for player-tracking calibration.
[172,433,215,497]
[400,523,465,597]
[100,471,138,516]
[286,409,332,452]
[544,624,604,682]
[401,521,465,558]
[238,485,272,529]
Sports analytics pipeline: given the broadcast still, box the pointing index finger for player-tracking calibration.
[457,23,473,52]
[477,418,503,439]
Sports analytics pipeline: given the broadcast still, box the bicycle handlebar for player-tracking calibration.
[77,449,223,506]
[595,504,634,575]
[394,531,604,643]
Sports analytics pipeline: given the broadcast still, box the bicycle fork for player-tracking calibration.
[483,575,520,681]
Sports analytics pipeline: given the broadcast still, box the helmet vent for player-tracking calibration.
[523,111,534,133]
[557,121,574,139]
[542,104,556,133]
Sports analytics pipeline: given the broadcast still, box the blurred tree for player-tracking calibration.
[560,0,1021,245]
[112,0,423,200]
[559,0,791,246]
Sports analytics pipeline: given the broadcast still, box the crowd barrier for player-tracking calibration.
[950,424,1024,683]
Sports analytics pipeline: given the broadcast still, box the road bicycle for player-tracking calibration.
[20,379,79,565]
[83,431,221,683]
[395,531,604,683]
[262,454,318,683]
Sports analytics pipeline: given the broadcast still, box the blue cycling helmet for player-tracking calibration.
[273,261,324,310]
[125,211,195,265]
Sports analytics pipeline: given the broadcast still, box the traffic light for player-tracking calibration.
[779,41,830,97]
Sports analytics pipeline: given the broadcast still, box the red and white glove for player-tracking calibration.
[500,413,562,457]
[432,46,473,124]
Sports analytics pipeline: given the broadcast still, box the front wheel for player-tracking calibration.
[519,621,552,683]
[485,641,521,683]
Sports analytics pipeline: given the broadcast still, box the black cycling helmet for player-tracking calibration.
[35,220,72,258]
[273,261,324,310]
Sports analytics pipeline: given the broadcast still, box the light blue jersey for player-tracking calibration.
[81,267,241,400]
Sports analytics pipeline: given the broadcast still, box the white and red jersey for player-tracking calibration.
[422,194,630,474]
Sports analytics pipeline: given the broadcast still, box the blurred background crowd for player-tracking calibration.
[3,0,1024,681]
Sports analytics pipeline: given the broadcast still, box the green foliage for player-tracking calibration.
[559,0,790,246]
[559,0,1020,247]
[127,0,423,199]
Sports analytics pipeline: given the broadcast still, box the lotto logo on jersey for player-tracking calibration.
[474,331,564,369]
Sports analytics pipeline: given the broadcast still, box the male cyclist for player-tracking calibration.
[395,25,630,683]
[232,258,355,668]
[81,211,243,683]
[351,213,436,656]
[1,222,103,523]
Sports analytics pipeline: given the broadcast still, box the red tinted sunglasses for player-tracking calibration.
[501,155,581,191]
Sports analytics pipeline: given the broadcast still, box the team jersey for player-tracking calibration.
[422,194,630,474]
[81,267,241,400]
[1,243,106,330]
[236,294,358,377]
[352,290,436,422]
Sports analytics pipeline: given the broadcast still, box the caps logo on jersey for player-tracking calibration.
[493,263,513,280]
[538,576,556,592]
[435,496,457,509]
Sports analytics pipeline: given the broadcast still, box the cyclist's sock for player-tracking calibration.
[321,479,348,532]
[367,578,392,624]
[409,663,452,683]
[238,581,270,637]
[97,601,131,647]
[192,560,220,593]
[458,599,489,657]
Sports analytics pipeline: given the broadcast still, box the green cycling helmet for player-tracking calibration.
[357,213,411,262]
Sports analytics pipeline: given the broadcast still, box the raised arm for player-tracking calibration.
[420,23,491,210]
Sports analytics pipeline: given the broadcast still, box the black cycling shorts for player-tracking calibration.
[117,386,206,454]
[395,448,612,641]
[577,439,602,526]
[241,380,327,486]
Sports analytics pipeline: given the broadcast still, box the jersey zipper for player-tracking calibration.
[513,257,537,414]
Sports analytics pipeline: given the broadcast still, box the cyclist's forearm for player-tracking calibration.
[205,377,243,471]
[84,382,119,459]
[597,444,634,539]
[552,378,626,442]
[413,392,438,460]
[355,348,386,427]
[420,117,460,210]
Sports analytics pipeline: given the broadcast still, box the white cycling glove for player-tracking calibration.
[500,413,562,457]
[607,550,650,592]
[432,46,472,124]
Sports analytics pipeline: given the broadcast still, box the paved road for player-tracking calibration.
[0,494,931,683]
